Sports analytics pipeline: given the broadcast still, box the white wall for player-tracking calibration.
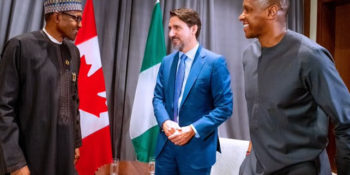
[310,0,318,41]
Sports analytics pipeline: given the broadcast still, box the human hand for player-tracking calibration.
[74,148,80,164]
[246,141,252,156]
[162,120,180,137]
[10,166,30,175]
[168,125,195,146]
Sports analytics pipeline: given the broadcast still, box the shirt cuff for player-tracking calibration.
[191,124,200,138]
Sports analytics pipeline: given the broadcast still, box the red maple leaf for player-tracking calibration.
[78,55,108,117]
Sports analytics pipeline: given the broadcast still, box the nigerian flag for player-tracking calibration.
[129,0,166,162]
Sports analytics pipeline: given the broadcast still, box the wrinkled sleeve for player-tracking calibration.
[303,48,350,174]
[0,39,27,173]
[153,60,171,127]
[192,57,233,139]
[74,47,82,148]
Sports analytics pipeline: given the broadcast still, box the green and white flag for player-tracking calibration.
[130,0,166,162]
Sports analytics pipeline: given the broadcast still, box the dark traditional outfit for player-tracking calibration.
[240,30,350,174]
[0,30,81,175]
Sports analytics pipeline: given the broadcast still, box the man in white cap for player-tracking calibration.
[0,0,83,174]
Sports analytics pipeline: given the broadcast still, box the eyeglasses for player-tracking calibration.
[60,12,82,23]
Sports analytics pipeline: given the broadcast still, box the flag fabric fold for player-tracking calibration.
[130,0,166,162]
[75,0,113,174]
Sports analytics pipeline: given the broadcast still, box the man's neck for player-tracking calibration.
[258,24,287,48]
[44,25,64,42]
[182,39,198,53]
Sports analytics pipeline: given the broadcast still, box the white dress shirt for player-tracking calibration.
[176,43,200,137]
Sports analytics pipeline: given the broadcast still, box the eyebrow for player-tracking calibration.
[169,24,181,28]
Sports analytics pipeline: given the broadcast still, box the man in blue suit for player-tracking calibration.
[153,8,233,175]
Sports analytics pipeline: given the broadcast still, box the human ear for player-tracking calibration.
[267,4,279,19]
[54,13,61,24]
[191,25,198,36]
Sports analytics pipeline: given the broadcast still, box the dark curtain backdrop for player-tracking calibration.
[0,0,304,160]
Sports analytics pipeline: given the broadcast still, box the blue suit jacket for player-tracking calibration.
[153,46,233,169]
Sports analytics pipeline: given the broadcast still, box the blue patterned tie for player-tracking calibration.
[173,54,187,122]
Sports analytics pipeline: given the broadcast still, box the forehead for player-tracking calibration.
[243,0,262,7]
[168,16,186,26]
[243,0,267,11]
[65,10,82,15]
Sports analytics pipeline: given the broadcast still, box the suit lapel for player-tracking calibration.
[168,52,180,111]
[180,46,206,107]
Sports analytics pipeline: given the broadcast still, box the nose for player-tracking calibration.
[78,21,82,29]
[238,12,244,21]
[169,29,175,38]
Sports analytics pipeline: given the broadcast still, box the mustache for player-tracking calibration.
[171,36,180,41]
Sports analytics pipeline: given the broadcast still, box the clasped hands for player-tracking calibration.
[162,120,195,146]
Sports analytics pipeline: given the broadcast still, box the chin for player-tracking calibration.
[67,35,77,41]
[172,43,183,51]
[245,35,253,39]
[245,33,257,39]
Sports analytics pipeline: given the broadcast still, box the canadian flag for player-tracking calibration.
[75,0,113,174]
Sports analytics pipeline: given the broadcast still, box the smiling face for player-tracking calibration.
[238,0,268,39]
[57,10,82,41]
[168,16,197,52]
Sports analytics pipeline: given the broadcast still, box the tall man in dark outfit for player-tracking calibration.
[0,0,83,174]
[153,8,233,175]
[238,0,350,174]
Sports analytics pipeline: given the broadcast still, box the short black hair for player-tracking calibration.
[258,0,290,15]
[44,13,54,21]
